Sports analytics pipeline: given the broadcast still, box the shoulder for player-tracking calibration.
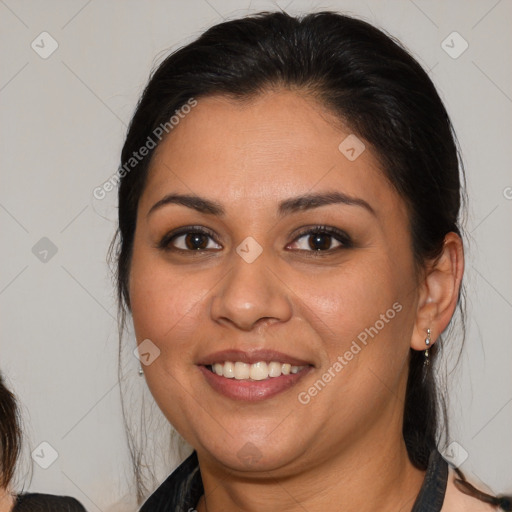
[14,493,87,511]
[441,467,499,512]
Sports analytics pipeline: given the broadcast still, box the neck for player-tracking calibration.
[196,403,426,512]
[198,442,424,512]
[0,488,14,512]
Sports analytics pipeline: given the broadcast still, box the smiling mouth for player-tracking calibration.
[207,361,308,381]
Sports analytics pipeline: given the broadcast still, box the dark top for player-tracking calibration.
[13,493,87,511]
[140,449,448,511]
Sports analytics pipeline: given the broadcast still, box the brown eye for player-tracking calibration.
[159,227,222,252]
[173,232,221,251]
[183,233,210,250]
[307,233,335,251]
[288,226,351,252]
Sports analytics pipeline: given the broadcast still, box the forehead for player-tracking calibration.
[140,90,402,218]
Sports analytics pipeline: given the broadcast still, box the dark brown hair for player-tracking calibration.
[0,374,22,490]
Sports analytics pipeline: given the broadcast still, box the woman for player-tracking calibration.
[0,374,87,512]
[112,11,511,511]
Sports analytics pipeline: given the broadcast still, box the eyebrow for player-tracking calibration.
[147,191,375,218]
[277,191,375,217]
[148,194,224,217]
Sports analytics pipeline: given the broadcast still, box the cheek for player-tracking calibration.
[128,247,205,360]
[301,259,402,337]
[128,250,209,428]
[297,255,414,385]
[300,268,413,414]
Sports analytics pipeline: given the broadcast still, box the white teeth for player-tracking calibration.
[211,361,306,380]
[223,361,235,378]
[268,361,282,377]
[234,362,250,380]
[250,362,268,380]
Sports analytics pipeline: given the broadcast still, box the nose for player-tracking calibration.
[209,250,293,332]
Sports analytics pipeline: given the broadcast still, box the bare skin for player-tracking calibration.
[129,90,466,511]
[443,470,497,512]
[0,489,14,512]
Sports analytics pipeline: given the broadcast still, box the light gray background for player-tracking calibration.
[1,0,511,510]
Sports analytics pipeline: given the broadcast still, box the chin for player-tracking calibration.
[194,430,309,476]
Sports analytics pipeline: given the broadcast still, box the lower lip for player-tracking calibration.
[199,365,313,401]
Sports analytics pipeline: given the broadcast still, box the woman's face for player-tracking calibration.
[129,90,421,474]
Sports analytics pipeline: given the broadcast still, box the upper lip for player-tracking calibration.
[197,349,313,367]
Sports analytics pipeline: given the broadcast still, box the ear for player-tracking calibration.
[411,232,464,350]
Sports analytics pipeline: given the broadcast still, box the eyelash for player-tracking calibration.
[157,225,353,255]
